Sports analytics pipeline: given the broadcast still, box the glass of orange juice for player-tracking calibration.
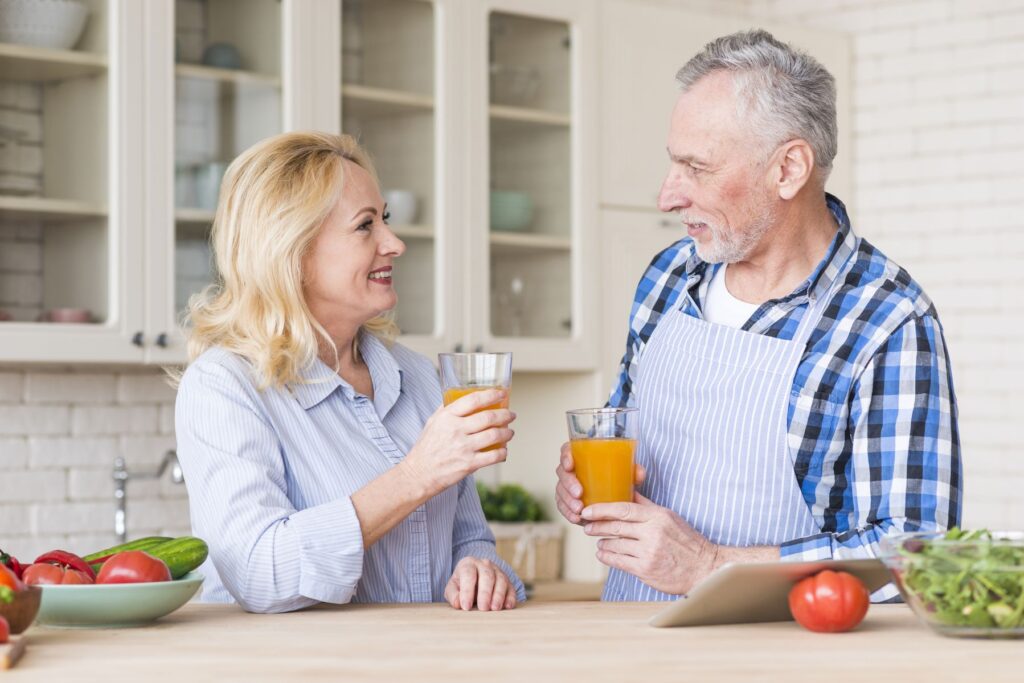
[438,352,513,451]
[566,407,638,507]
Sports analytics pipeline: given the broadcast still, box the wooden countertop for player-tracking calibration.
[7,601,1024,682]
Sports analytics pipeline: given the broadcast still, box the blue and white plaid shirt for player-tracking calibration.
[608,194,962,562]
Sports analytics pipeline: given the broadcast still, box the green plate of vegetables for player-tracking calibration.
[879,529,1024,638]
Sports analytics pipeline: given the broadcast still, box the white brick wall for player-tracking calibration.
[0,369,187,557]
[741,0,1024,530]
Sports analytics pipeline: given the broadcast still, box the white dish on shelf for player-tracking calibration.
[0,0,89,50]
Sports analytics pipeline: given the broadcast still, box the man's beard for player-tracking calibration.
[687,202,777,264]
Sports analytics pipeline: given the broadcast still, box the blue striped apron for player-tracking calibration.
[603,265,845,601]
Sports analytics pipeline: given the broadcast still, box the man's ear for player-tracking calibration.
[768,139,815,200]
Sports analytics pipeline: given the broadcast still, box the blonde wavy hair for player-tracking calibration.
[173,131,399,390]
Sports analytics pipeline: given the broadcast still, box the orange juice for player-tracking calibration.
[442,386,510,451]
[571,437,636,506]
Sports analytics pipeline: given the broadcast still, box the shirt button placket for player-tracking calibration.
[353,396,433,602]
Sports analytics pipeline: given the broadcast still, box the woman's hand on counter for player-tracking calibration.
[404,389,516,494]
[444,557,517,612]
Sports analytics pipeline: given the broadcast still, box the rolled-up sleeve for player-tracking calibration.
[176,361,365,613]
[450,476,527,601]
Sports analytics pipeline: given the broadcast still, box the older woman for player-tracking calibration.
[174,131,523,613]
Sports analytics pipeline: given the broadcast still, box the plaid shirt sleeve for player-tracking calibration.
[780,313,962,566]
[607,328,639,409]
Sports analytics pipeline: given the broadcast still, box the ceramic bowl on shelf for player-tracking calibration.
[878,530,1024,639]
[37,307,92,323]
[202,42,243,70]
[383,189,418,225]
[0,0,89,50]
[490,190,533,232]
[35,572,204,628]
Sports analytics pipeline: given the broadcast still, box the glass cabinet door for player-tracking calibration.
[486,10,572,340]
[468,0,597,370]
[0,0,133,359]
[171,0,282,327]
[340,0,439,341]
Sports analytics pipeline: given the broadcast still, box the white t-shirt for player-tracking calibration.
[701,263,760,328]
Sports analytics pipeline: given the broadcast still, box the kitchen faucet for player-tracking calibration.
[112,450,185,543]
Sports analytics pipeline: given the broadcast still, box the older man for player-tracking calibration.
[555,30,961,602]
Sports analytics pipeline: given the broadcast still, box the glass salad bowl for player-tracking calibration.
[879,529,1024,638]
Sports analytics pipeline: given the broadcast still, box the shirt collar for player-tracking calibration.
[685,193,856,303]
[287,332,403,413]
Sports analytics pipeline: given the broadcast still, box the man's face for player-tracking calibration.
[657,71,778,264]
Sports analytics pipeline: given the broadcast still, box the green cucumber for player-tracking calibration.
[84,536,174,571]
[146,537,209,580]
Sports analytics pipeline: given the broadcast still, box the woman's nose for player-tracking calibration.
[380,227,405,257]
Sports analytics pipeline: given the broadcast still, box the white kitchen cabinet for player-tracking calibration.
[0,0,846,371]
[0,0,146,362]
[138,0,600,371]
[599,0,853,211]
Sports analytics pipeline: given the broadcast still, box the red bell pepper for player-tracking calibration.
[0,548,23,580]
[33,550,96,581]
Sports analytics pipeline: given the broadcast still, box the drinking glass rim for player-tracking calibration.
[437,351,513,358]
[566,407,639,416]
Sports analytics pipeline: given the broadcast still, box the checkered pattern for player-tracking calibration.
[608,194,962,567]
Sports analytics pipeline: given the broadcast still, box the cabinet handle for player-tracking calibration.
[474,344,483,353]
[155,333,168,348]
[454,343,464,352]
[131,331,144,347]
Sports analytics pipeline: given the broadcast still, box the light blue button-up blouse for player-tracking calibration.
[174,333,524,613]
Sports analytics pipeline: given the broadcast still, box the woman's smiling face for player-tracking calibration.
[302,160,406,330]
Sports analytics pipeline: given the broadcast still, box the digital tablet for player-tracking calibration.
[648,558,892,628]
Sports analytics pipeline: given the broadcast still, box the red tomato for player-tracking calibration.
[0,615,9,644]
[22,563,94,586]
[788,569,870,633]
[95,551,171,585]
[0,563,24,592]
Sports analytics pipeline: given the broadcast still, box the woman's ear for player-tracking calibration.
[769,139,816,200]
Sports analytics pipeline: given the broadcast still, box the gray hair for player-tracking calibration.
[676,29,837,176]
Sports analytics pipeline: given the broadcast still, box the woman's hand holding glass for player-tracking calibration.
[402,388,516,494]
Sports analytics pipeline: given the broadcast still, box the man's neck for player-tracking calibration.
[724,195,837,305]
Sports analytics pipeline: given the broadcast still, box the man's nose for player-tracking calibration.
[657,173,689,212]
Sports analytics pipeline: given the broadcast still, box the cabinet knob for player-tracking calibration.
[454,343,464,352]
[155,333,169,348]
[474,344,483,352]
[131,331,144,347]
[659,219,677,229]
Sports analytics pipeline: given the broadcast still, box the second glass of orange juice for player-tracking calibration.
[438,352,513,451]
[566,407,638,507]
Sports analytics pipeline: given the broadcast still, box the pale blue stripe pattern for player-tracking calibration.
[603,271,827,602]
[175,334,524,613]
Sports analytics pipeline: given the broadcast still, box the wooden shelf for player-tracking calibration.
[489,104,571,127]
[175,63,281,88]
[392,224,434,240]
[0,42,107,82]
[342,84,434,120]
[490,231,571,253]
[175,208,216,224]
[0,195,107,222]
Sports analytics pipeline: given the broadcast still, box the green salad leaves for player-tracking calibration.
[896,528,1024,629]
